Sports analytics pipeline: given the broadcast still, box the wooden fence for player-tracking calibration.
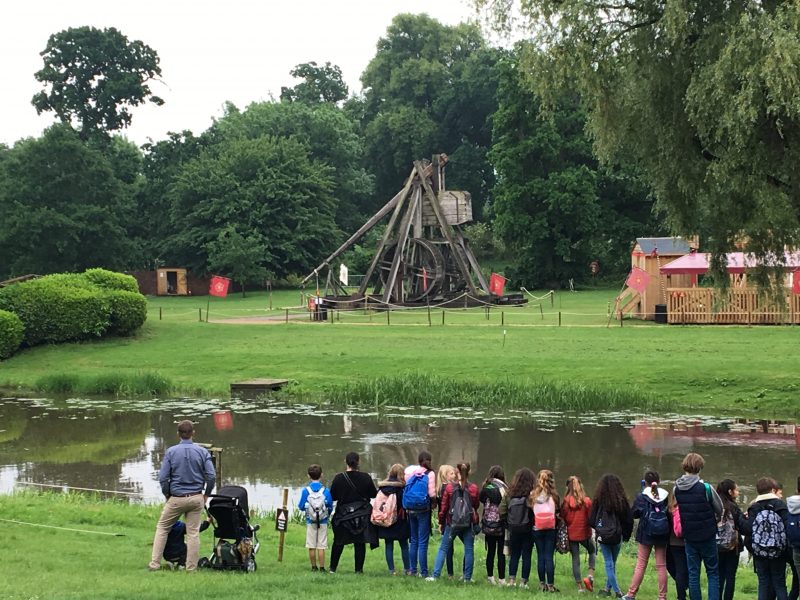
[667,288,800,324]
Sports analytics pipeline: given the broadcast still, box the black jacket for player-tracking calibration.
[745,495,789,555]
[589,501,633,545]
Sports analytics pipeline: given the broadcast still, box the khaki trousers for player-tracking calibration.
[149,494,205,571]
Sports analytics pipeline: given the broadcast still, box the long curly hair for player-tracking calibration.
[509,467,536,498]
[593,473,629,516]
[532,469,559,505]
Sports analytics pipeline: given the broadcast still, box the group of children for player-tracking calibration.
[298,450,800,599]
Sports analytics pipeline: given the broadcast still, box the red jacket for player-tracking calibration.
[438,481,480,525]
[561,495,592,541]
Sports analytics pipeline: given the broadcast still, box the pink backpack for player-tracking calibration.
[672,504,683,538]
[533,497,556,530]
[371,490,398,527]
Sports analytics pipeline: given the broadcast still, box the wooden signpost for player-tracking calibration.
[276,488,289,562]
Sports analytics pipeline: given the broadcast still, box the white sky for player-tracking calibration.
[1,0,478,147]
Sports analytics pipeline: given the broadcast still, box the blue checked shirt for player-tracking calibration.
[159,439,216,497]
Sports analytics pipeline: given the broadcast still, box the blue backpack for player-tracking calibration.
[640,498,670,541]
[403,471,430,511]
[787,513,800,548]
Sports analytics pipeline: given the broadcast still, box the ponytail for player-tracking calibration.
[456,462,470,485]
[643,470,660,500]
[418,450,432,471]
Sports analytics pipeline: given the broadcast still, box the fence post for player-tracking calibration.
[159,307,162,321]
[619,310,623,327]
[539,303,544,320]
[285,308,289,324]
[442,310,445,326]
[551,291,554,307]
[387,308,390,326]
[558,311,561,327]
[501,311,504,326]
[428,304,432,327]
[198,308,202,322]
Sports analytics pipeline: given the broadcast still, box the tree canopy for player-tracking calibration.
[280,61,349,104]
[32,26,163,139]
[477,0,800,285]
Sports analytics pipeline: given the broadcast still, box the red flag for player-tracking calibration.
[489,273,507,296]
[793,270,800,295]
[626,267,651,294]
[422,267,428,292]
[209,275,230,297]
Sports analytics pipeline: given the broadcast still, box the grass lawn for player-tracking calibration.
[1,288,799,416]
[0,492,760,599]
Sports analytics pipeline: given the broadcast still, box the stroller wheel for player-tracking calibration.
[198,557,211,569]
[245,557,256,573]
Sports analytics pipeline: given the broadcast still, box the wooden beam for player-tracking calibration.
[453,226,490,293]
[414,161,478,295]
[382,186,420,303]
[357,169,416,297]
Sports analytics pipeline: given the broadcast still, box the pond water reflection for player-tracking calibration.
[1,397,797,509]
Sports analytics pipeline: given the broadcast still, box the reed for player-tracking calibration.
[34,370,172,397]
[323,373,657,412]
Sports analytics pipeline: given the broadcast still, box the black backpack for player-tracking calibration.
[596,508,622,545]
[449,484,473,534]
[507,496,532,533]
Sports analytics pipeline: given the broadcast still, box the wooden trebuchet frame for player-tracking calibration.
[303,154,492,305]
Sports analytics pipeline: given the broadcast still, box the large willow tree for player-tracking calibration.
[477,0,800,285]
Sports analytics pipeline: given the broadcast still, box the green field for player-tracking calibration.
[1,288,798,416]
[0,492,759,600]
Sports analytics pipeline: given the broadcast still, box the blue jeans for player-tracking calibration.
[684,538,719,600]
[509,530,534,581]
[754,556,788,600]
[534,529,557,585]
[384,539,410,573]
[433,525,475,581]
[600,542,622,594]
[408,511,431,576]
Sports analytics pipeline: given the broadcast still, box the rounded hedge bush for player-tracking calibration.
[83,268,140,293]
[0,309,24,359]
[0,278,111,346]
[106,290,147,336]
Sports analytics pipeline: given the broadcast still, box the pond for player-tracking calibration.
[1,396,797,509]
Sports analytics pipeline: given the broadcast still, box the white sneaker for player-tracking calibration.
[488,576,497,585]
[424,576,436,582]
[519,582,530,589]
[498,579,507,586]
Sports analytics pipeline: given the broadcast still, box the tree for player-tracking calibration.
[360,14,500,217]
[490,49,657,287]
[280,61,348,104]
[477,1,800,286]
[0,125,136,278]
[165,135,338,279]
[32,26,163,140]
[206,227,271,297]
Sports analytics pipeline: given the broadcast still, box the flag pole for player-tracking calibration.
[606,273,631,329]
[206,296,210,323]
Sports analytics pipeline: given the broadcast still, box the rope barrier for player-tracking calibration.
[0,518,125,537]
[17,481,146,497]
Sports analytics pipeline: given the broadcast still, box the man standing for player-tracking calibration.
[148,420,216,572]
[674,452,723,600]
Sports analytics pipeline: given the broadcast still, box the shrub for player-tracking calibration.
[105,290,147,336]
[83,268,139,293]
[0,278,111,346]
[0,309,24,359]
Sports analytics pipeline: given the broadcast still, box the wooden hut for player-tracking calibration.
[617,237,698,320]
[156,268,188,295]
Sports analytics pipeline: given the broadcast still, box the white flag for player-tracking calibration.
[339,264,349,286]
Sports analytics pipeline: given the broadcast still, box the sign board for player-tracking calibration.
[275,508,289,532]
[339,264,349,286]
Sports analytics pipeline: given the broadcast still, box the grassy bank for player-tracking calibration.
[1,288,799,416]
[0,492,759,599]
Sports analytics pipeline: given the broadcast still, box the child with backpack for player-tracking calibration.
[531,469,561,592]
[673,453,723,600]
[435,464,457,579]
[403,451,436,577]
[666,490,688,600]
[480,465,508,585]
[427,462,480,583]
[621,471,670,600]
[747,476,790,600]
[562,475,596,592]
[716,479,748,600]
[589,473,634,598]
[500,467,536,588]
[373,463,411,575]
[298,463,334,572]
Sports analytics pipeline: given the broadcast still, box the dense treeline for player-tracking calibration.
[0,16,660,289]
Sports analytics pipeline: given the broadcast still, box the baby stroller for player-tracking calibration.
[199,485,260,572]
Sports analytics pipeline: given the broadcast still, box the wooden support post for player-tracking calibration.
[198,308,202,322]
[285,308,289,324]
[501,311,504,326]
[619,311,623,327]
[558,311,561,327]
[551,291,554,307]
[277,488,289,562]
[428,304,432,327]
[442,310,445,326]
[159,307,162,321]
[387,309,390,326]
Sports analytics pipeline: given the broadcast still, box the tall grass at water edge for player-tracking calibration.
[35,370,172,396]
[323,373,657,411]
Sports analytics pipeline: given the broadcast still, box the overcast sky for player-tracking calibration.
[1,0,478,147]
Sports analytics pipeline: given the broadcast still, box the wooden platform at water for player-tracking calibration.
[230,378,288,395]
